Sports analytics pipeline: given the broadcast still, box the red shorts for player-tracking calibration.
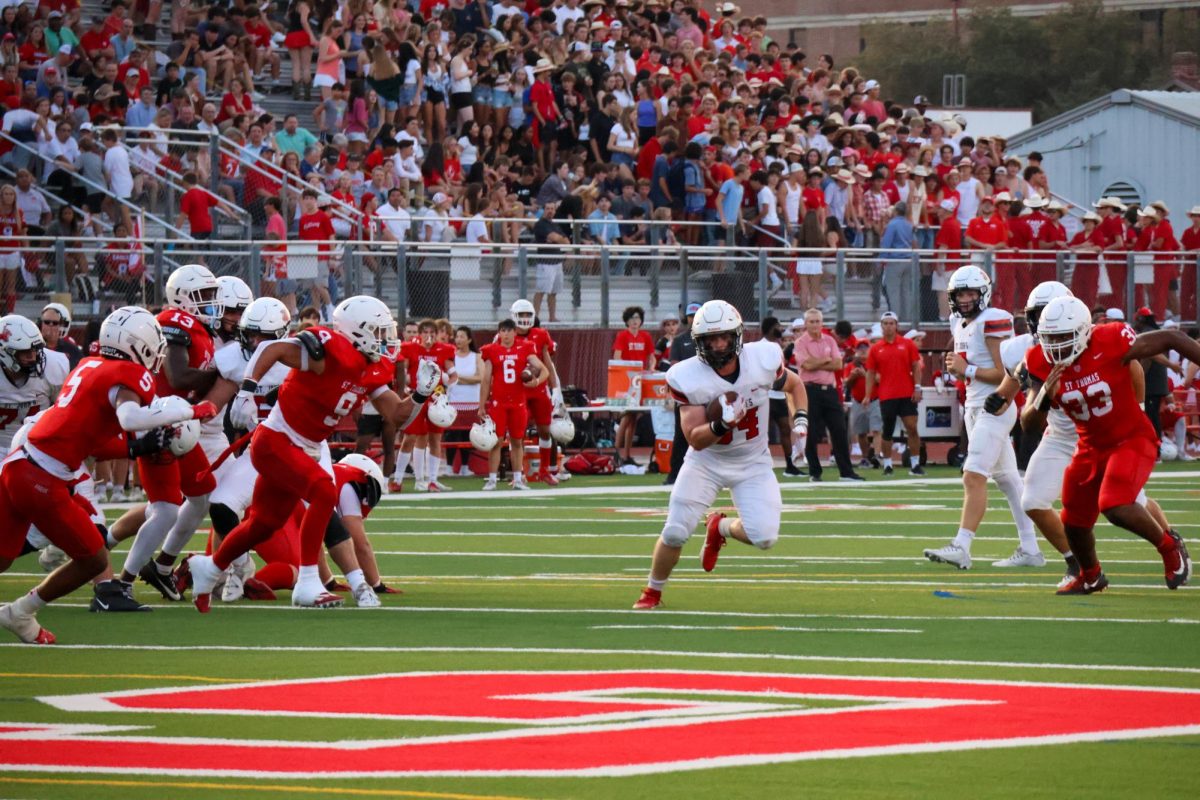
[0,457,104,561]
[526,389,554,428]
[1060,436,1158,529]
[283,30,314,49]
[245,426,334,532]
[138,446,217,505]
[489,401,528,441]
[401,402,448,437]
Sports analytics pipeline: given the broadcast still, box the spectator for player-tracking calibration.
[39,301,81,367]
[261,195,294,313]
[100,127,132,230]
[532,198,570,322]
[762,316,803,477]
[793,308,860,481]
[612,304,656,467]
[296,188,335,320]
[176,172,236,241]
[864,312,924,476]
[880,201,915,319]
[1134,308,1171,441]
[844,340,882,468]
[0,183,24,313]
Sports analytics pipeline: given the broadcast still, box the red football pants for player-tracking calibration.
[0,458,104,561]
[138,445,217,505]
[1060,436,1157,530]
[211,426,335,571]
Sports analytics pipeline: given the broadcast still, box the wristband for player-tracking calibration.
[709,419,730,437]
[792,409,808,426]
[965,365,978,380]
[413,389,430,404]
[240,378,259,393]
[1035,386,1053,412]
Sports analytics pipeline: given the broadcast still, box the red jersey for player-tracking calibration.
[179,187,217,235]
[27,357,156,473]
[935,216,962,261]
[481,340,536,406]
[515,327,556,397]
[333,462,376,519]
[298,211,335,257]
[967,214,1007,247]
[1024,322,1154,451]
[274,327,393,444]
[399,339,454,390]
[612,328,656,369]
[866,336,921,401]
[802,186,826,211]
[0,209,22,252]
[155,308,216,400]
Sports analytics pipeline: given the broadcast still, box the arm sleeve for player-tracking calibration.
[337,483,361,518]
[114,398,193,432]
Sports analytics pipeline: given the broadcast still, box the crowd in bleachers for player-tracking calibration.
[0,0,1197,324]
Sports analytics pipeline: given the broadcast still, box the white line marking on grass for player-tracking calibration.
[591,624,923,634]
[366,551,1165,566]
[5,645,1200,675]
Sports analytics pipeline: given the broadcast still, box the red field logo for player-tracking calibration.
[2,671,1198,777]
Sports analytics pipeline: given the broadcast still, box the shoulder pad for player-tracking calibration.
[295,329,326,361]
[162,326,192,347]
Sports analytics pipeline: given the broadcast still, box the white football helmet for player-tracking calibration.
[41,301,72,328]
[0,315,46,377]
[338,452,386,504]
[549,414,575,445]
[1038,296,1093,365]
[1160,439,1179,461]
[511,298,536,331]
[216,275,253,316]
[168,418,201,457]
[165,264,220,326]
[947,265,992,319]
[100,306,166,371]
[332,296,399,362]
[427,393,458,428]
[691,300,743,369]
[239,297,291,354]
[1024,281,1072,337]
[470,416,498,451]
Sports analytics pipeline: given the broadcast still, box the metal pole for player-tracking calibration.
[396,243,408,323]
[909,251,921,325]
[679,248,690,311]
[649,247,660,310]
[208,132,220,195]
[491,249,502,309]
[517,246,528,301]
[1125,252,1136,319]
[983,249,994,282]
[247,242,261,296]
[1056,250,1067,285]
[599,248,610,327]
[757,249,769,322]
[53,239,66,294]
[342,243,355,299]
[151,240,165,307]
[835,249,846,321]
[570,252,581,310]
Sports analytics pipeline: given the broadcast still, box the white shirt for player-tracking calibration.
[465,213,489,244]
[0,366,54,453]
[377,202,412,241]
[392,152,421,181]
[103,145,134,197]
[553,4,584,33]
[14,186,50,228]
[39,135,79,181]
[757,185,779,226]
[953,307,1013,408]
[448,350,480,404]
[1000,332,1074,441]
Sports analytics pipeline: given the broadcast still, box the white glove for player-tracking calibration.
[791,409,808,438]
[550,387,564,410]
[415,359,441,397]
[720,394,747,425]
[791,440,806,463]
[229,390,258,430]
[933,374,947,395]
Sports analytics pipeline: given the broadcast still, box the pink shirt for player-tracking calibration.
[792,331,840,386]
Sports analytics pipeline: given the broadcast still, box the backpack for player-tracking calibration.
[564,451,617,475]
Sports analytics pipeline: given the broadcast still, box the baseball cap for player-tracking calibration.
[1105,308,1126,321]
[662,311,680,322]
[905,329,926,340]
[913,94,930,105]
[685,302,702,317]
[864,79,879,90]
[432,192,449,205]
[880,311,899,322]
[938,199,956,212]
[1136,306,1154,319]
[790,317,805,329]
[58,44,72,55]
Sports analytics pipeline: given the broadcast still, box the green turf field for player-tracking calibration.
[1,465,1198,800]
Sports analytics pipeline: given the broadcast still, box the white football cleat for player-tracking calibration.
[37,544,68,572]
[188,554,223,613]
[482,477,497,491]
[221,566,245,602]
[512,475,531,491]
[992,548,1047,568]
[923,544,972,570]
[414,481,429,493]
[554,471,571,482]
[0,603,54,644]
[352,582,381,608]
[433,480,452,491]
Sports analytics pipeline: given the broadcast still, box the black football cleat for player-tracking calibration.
[139,562,183,601]
[90,580,152,612]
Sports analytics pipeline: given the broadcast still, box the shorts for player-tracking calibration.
[401,401,447,437]
[450,91,473,110]
[849,398,882,436]
[1061,436,1158,529]
[0,251,21,270]
[931,268,948,292]
[488,401,528,441]
[313,73,337,89]
[472,84,491,104]
[768,396,790,422]
[612,152,635,169]
[138,444,218,506]
[880,397,918,441]
[276,278,298,294]
[526,389,554,428]
[357,412,384,437]
[426,88,445,104]
[396,84,416,108]
[284,30,313,49]
[795,259,822,276]
[536,262,563,294]
[199,428,235,485]
[660,455,780,549]
[0,456,104,561]
[211,440,333,519]
[962,404,1018,479]
[491,88,513,108]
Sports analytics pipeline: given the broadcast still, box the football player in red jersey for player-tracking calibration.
[0,307,216,643]
[392,319,457,492]
[478,318,546,491]
[510,299,565,485]
[187,295,440,612]
[121,264,223,603]
[1025,296,1197,594]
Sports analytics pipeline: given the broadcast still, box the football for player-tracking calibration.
[705,391,741,423]
[521,368,534,383]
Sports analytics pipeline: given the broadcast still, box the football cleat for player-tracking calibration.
[1057,557,1082,592]
[632,588,663,610]
[352,582,382,608]
[992,548,1047,568]
[140,561,183,601]
[187,554,223,613]
[882,465,895,476]
[1162,530,1192,590]
[923,544,972,570]
[415,482,429,493]
[482,477,498,491]
[387,478,404,494]
[512,476,531,491]
[37,544,68,572]
[701,512,727,572]
[324,579,351,593]
[90,580,152,612]
[372,582,403,595]
[291,587,344,609]
[555,471,571,482]
[241,577,277,601]
[433,480,452,491]
[909,465,926,476]
[425,481,443,493]
[221,566,246,602]
[0,603,55,644]
[1056,570,1109,595]
[172,556,193,593]
[539,470,559,486]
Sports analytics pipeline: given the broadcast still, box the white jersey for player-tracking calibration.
[214,340,291,425]
[953,307,1013,408]
[666,340,783,466]
[1001,333,1075,442]
[199,337,239,438]
[44,349,69,390]
[0,368,55,453]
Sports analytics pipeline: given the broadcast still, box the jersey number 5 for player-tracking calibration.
[1059,381,1113,422]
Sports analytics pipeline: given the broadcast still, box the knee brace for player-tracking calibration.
[209,503,241,538]
[323,512,351,548]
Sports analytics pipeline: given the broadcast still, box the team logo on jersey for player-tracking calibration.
[12,671,1200,777]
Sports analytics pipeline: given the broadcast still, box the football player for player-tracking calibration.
[1025,296,1195,594]
[0,316,56,454]
[187,295,439,611]
[0,307,215,643]
[633,300,809,610]
[509,299,565,485]
[477,319,546,490]
[924,266,1038,570]
[393,319,456,492]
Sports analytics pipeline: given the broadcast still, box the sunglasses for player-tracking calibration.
[40,318,66,326]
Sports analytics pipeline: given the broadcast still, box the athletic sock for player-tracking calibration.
[718,517,734,536]
[882,457,893,469]
[995,470,1038,551]
[296,564,321,591]
[12,590,46,616]
[909,455,920,469]
[427,455,441,483]
[647,576,667,591]
[345,568,366,593]
[538,438,552,473]
[513,470,523,482]
[952,527,975,550]
[123,501,180,576]
[161,493,210,559]
[1156,535,1178,556]
[393,451,411,482]
[412,447,427,485]
[1082,563,1103,581]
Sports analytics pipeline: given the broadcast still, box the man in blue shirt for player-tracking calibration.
[880,200,916,319]
[717,163,747,230]
[124,86,157,130]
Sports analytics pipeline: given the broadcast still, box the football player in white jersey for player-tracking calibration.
[0,316,56,454]
[632,300,810,610]
[985,282,1174,587]
[924,266,1039,570]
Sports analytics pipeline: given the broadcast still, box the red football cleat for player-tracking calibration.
[1055,570,1109,595]
[324,580,351,593]
[172,557,193,593]
[701,512,727,572]
[241,578,277,601]
[632,588,663,610]
[32,627,56,645]
[372,583,404,595]
[387,478,404,494]
[294,592,344,609]
[539,470,559,486]
[193,592,211,613]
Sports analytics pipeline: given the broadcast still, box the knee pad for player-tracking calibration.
[752,537,777,551]
[147,500,180,524]
[659,523,691,549]
[323,512,351,548]
[209,503,241,537]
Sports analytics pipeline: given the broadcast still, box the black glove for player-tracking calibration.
[983,392,1007,415]
[127,427,169,459]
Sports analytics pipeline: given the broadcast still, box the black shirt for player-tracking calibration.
[532,216,566,263]
[589,109,615,163]
[669,329,696,363]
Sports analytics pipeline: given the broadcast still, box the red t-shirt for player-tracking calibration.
[935,216,962,261]
[480,340,536,406]
[1025,322,1154,451]
[80,29,111,55]
[612,328,656,369]
[966,214,1007,247]
[1098,214,1125,250]
[1182,225,1200,251]
[179,187,217,235]
[398,339,454,390]
[866,336,920,401]
[116,62,149,93]
[298,211,335,256]
[636,136,662,181]
[155,308,216,400]
[843,362,874,403]
[802,186,826,211]
[530,79,557,123]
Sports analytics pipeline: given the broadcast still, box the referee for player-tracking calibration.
[792,309,862,481]
[864,312,926,476]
